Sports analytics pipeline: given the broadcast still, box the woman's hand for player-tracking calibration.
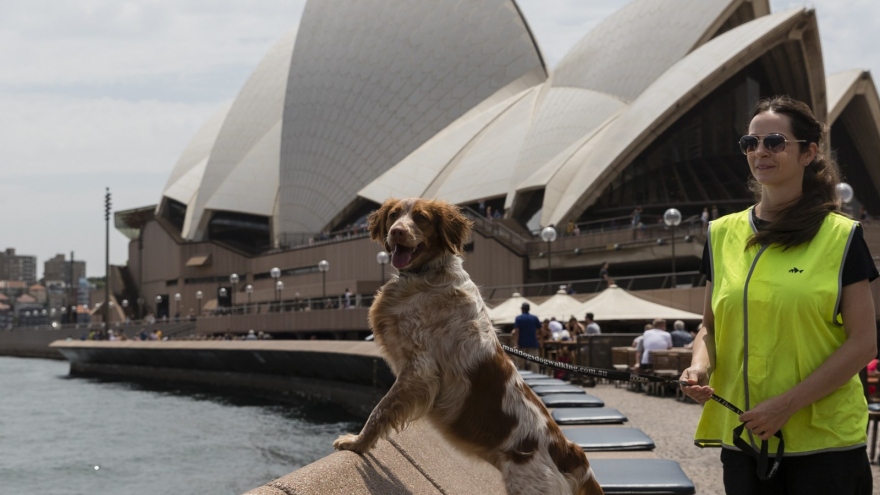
[739,395,794,441]
[680,365,713,403]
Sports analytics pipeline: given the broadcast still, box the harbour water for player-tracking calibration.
[0,356,361,495]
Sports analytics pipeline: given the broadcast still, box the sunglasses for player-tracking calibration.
[739,134,807,155]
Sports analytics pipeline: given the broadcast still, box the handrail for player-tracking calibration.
[479,270,704,299]
[461,207,529,255]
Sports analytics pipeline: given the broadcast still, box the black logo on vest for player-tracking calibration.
[788,267,804,273]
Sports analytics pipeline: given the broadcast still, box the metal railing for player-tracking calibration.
[479,271,704,299]
[462,208,529,254]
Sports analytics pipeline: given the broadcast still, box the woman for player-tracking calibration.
[537,318,553,345]
[566,315,585,339]
[681,96,877,494]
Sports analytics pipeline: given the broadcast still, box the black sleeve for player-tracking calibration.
[842,226,879,286]
[700,240,711,282]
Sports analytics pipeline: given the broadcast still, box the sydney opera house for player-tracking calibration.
[114,0,880,334]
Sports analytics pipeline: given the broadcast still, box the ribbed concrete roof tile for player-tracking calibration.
[547,8,810,226]
[552,0,732,100]
[278,0,545,232]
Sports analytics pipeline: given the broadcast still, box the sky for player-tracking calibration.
[2,0,878,279]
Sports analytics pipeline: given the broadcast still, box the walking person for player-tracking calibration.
[599,261,613,287]
[681,96,877,494]
[510,303,541,373]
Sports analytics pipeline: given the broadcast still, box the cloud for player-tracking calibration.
[770,0,880,76]
[516,0,629,68]
[0,0,305,277]
[0,94,220,177]
[1,0,878,279]
[0,0,304,89]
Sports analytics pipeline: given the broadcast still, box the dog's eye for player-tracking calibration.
[414,212,427,222]
[389,211,399,220]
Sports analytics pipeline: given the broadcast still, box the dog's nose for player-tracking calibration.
[389,225,406,239]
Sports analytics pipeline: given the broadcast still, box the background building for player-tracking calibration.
[0,248,37,286]
[113,0,880,332]
[43,254,87,287]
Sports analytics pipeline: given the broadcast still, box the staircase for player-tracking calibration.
[462,208,530,255]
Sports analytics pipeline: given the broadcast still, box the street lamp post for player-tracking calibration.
[540,226,557,291]
[663,208,682,288]
[218,288,228,314]
[275,280,284,309]
[155,295,163,319]
[245,284,253,313]
[229,273,239,310]
[318,260,329,299]
[270,267,281,310]
[174,293,181,319]
[104,188,111,331]
[376,251,389,284]
[122,299,128,322]
[195,291,203,316]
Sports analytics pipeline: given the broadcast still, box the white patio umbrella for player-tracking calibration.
[531,289,584,322]
[577,284,702,321]
[487,292,536,325]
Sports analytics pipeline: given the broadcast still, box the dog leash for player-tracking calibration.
[502,344,784,480]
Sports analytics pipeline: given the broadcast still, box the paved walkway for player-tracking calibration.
[585,382,880,495]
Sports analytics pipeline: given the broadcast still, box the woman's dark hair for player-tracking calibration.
[746,95,841,249]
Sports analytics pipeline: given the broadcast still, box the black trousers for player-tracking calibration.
[720,446,872,495]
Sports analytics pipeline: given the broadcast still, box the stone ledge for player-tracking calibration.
[244,420,506,495]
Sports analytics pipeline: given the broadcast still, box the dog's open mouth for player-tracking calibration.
[391,242,424,269]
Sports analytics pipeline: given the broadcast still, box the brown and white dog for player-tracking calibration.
[333,198,603,495]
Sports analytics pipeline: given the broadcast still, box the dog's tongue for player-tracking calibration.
[392,245,413,269]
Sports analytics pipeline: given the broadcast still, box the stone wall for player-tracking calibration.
[0,329,68,359]
[50,340,394,418]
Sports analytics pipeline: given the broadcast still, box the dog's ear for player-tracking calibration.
[436,202,473,255]
[368,199,397,246]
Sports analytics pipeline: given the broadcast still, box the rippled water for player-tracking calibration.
[0,357,361,495]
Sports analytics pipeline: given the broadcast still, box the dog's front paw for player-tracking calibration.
[334,433,371,454]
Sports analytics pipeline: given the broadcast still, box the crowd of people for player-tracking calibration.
[510,302,602,373]
[630,318,694,372]
[74,328,165,341]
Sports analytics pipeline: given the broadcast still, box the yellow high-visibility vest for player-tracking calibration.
[695,207,866,454]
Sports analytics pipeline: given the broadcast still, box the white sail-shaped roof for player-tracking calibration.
[277,0,546,234]
[157,0,880,250]
[358,0,764,214]
[182,26,298,240]
[826,70,880,203]
[160,104,230,209]
[546,8,822,226]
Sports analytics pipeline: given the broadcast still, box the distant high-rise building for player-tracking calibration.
[43,254,86,286]
[0,248,37,286]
